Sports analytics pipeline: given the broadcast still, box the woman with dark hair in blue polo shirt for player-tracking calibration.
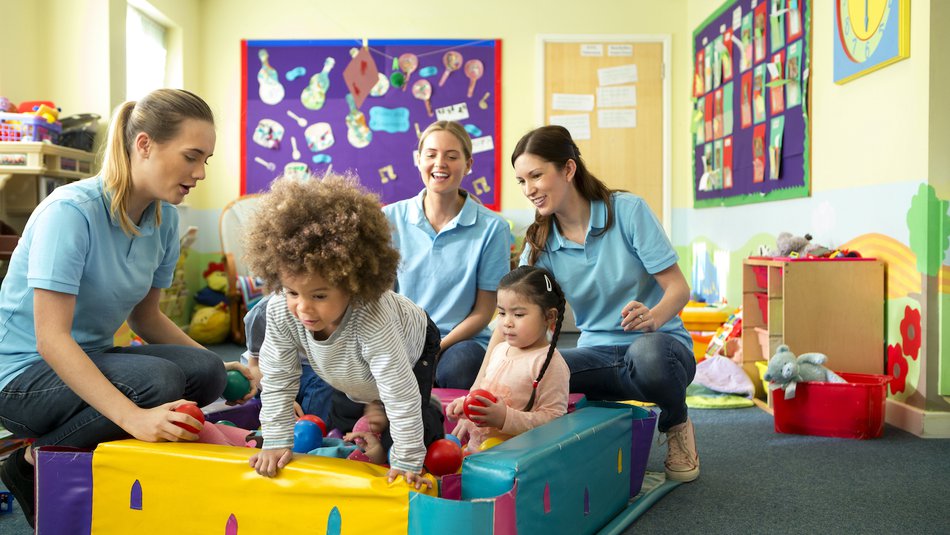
[383,121,510,389]
[508,125,699,483]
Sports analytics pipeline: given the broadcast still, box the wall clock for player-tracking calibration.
[833,0,910,84]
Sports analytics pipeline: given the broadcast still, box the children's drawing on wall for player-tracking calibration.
[740,12,753,72]
[721,30,734,83]
[768,115,784,180]
[769,0,785,52]
[753,2,767,64]
[723,136,733,188]
[722,82,734,136]
[691,242,729,304]
[769,51,785,115]
[740,72,752,128]
[752,64,766,124]
[752,124,765,183]
[786,41,803,108]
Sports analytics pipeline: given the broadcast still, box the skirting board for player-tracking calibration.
[885,399,950,438]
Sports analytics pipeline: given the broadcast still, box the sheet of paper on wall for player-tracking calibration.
[597,85,637,108]
[598,109,637,129]
[580,44,604,56]
[732,6,742,30]
[597,64,638,86]
[435,102,470,122]
[550,114,591,140]
[471,135,494,154]
[768,115,785,180]
[552,93,595,112]
[607,44,633,57]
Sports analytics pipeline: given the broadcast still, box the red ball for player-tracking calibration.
[424,438,463,476]
[298,414,327,436]
[463,389,498,419]
[173,404,206,434]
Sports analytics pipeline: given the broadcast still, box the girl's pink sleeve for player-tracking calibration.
[499,350,570,436]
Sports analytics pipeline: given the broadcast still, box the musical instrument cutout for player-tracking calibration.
[478,92,491,110]
[464,59,484,98]
[398,53,419,91]
[254,157,276,172]
[257,49,285,105]
[345,93,372,148]
[472,176,490,195]
[412,79,433,117]
[287,110,307,127]
[291,136,301,160]
[439,51,463,87]
[378,164,397,184]
[301,57,335,110]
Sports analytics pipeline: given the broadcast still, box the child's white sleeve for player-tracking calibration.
[258,300,303,450]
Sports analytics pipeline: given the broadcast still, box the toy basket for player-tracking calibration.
[0,112,61,143]
[772,372,892,439]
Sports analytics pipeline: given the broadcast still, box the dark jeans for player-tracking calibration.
[330,316,444,450]
[0,344,226,448]
[434,338,487,389]
[560,332,695,432]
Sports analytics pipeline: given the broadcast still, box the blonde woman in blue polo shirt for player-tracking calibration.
[0,89,251,527]
[509,125,699,483]
[383,121,510,389]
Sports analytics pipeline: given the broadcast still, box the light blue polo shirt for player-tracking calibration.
[383,189,510,346]
[521,192,691,351]
[0,176,179,390]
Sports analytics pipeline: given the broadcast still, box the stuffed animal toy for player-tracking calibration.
[189,302,230,345]
[769,232,833,258]
[763,344,847,399]
[195,261,229,307]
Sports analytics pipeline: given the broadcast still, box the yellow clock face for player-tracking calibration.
[837,0,892,63]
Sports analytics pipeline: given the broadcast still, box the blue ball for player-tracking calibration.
[293,420,323,453]
[444,433,462,447]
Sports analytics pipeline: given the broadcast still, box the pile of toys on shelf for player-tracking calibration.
[0,97,99,150]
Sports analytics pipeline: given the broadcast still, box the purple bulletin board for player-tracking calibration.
[692,0,811,207]
[241,39,502,209]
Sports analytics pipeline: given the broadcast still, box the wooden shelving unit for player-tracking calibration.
[0,142,96,233]
[741,257,885,400]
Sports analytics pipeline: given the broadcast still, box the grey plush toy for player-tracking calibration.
[763,344,847,399]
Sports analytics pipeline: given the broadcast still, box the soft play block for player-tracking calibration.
[461,405,647,535]
[204,397,262,430]
[36,447,94,535]
[87,440,435,533]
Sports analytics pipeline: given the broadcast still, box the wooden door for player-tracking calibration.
[543,40,666,220]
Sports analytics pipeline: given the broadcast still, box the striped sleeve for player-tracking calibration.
[258,296,304,450]
[358,296,427,472]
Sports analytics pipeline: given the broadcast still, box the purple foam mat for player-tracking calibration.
[35,446,93,535]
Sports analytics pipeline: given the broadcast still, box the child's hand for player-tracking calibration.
[224,361,259,405]
[363,401,389,434]
[446,397,466,419]
[466,394,507,429]
[451,418,474,443]
[387,467,433,490]
[250,447,292,477]
[344,431,386,464]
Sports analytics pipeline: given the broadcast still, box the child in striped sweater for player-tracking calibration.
[244,175,443,489]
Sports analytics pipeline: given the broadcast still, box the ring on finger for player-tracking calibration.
[637,313,644,320]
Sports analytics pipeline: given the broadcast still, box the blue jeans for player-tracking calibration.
[560,332,695,432]
[297,364,334,423]
[434,339,487,389]
[0,344,225,448]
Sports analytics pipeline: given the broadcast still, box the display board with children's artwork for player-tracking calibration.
[692,0,810,207]
[241,39,502,209]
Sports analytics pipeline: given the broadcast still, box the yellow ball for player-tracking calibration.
[479,437,504,451]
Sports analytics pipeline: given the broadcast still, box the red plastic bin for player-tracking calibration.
[754,292,768,324]
[772,372,892,439]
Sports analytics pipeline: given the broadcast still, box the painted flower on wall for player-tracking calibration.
[888,343,908,395]
[900,306,921,360]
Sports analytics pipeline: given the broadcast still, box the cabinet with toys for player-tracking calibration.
[741,255,885,401]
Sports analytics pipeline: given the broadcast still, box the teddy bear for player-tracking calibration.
[763,344,846,399]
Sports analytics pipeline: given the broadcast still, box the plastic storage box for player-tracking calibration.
[0,112,61,143]
[772,372,892,439]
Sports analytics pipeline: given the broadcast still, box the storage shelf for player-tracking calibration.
[741,257,885,400]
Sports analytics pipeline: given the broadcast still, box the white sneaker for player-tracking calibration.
[662,417,699,482]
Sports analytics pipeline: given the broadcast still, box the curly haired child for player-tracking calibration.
[244,174,443,489]
[447,266,570,451]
